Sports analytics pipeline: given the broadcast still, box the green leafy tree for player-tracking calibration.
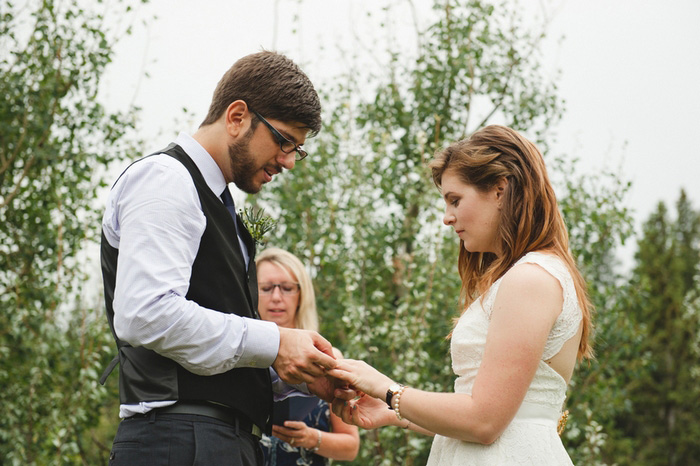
[609,191,700,465]
[0,0,145,463]
[555,160,637,465]
[258,1,632,464]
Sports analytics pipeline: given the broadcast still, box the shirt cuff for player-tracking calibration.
[237,318,279,368]
[270,368,311,400]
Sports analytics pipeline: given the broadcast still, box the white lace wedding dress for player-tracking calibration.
[426,252,581,466]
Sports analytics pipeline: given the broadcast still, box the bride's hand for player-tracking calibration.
[332,393,399,429]
[327,359,394,399]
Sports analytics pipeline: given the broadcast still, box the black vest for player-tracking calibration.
[100,144,272,430]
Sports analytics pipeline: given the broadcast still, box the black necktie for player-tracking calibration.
[221,187,249,268]
[220,187,240,234]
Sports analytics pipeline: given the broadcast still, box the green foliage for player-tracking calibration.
[0,0,144,463]
[2,1,693,465]
[554,189,700,466]
[607,192,700,465]
[255,1,632,464]
[239,206,278,246]
[553,159,637,464]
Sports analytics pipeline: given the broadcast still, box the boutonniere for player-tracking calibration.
[239,206,277,245]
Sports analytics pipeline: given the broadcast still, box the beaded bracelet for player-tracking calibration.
[392,385,407,420]
[311,429,322,452]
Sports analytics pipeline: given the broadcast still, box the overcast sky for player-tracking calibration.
[100,0,700,258]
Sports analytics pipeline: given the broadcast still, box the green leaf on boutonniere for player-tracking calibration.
[239,206,277,245]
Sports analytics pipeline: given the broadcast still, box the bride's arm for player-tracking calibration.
[331,263,563,444]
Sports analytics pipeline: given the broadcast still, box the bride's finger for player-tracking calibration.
[326,368,354,383]
[333,399,356,425]
[343,401,358,425]
[350,403,364,427]
[334,386,357,400]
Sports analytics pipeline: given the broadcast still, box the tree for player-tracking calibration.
[0,1,144,463]
[613,191,700,465]
[257,1,632,463]
[555,160,638,465]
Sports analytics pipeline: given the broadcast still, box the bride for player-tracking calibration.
[330,125,593,465]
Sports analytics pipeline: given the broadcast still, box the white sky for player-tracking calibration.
[100,0,700,249]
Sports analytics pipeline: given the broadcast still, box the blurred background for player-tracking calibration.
[1,1,699,464]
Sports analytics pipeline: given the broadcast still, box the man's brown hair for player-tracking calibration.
[201,50,321,135]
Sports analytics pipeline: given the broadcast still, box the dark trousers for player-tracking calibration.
[109,412,263,466]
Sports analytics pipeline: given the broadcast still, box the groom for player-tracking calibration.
[101,51,338,466]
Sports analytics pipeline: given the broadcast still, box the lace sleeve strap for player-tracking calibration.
[515,252,583,359]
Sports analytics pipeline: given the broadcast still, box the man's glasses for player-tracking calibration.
[252,110,308,161]
[258,282,301,296]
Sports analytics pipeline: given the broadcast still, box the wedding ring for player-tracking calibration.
[290,438,295,446]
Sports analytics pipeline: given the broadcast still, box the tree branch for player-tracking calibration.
[1,155,35,209]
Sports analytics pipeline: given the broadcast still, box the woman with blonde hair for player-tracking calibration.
[256,247,359,466]
[330,125,592,465]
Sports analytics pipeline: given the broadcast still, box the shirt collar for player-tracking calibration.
[174,132,228,198]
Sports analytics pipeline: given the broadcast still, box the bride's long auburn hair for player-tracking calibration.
[429,125,593,360]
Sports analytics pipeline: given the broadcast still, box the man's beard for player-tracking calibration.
[228,128,263,194]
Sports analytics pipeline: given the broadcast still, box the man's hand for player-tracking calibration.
[307,373,350,402]
[272,328,337,385]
